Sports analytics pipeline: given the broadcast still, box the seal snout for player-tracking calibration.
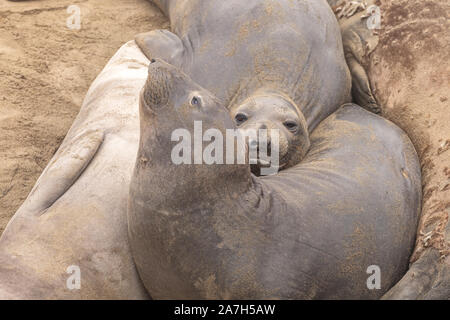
[247,123,273,156]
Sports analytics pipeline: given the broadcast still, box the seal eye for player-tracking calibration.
[190,96,201,107]
[283,121,298,132]
[235,113,248,125]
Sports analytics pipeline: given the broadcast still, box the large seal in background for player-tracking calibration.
[0,42,149,299]
[128,59,422,299]
[329,0,449,299]
[363,0,449,299]
[137,0,352,170]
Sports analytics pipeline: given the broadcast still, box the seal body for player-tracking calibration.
[0,41,149,299]
[128,60,421,299]
[363,0,449,299]
[140,0,351,132]
[137,0,352,172]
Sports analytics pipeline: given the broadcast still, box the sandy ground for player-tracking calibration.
[365,0,449,261]
[0,0,167,234]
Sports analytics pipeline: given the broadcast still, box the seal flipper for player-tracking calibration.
[20,130,104,215]
[329,0,381,114]
[135,29,184,68]
[345,53,381,114]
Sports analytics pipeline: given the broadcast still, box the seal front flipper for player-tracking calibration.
[341,26,381,114]
[345,52,381,114]
[135,29,184,68]
[331,0,381,114]
[19,130,104,215]
[382,248,450,300]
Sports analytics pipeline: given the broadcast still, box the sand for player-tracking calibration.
[366,0,449,262]
[0,0,167,234]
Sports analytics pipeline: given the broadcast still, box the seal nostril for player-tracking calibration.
[150,59,156,64]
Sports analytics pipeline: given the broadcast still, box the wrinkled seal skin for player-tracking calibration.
[327,0,381,114]
[128,60,421,299]
[0,42,149,299]
[329,0,449,300]
[366,0,449,300]
[137,0,352,166]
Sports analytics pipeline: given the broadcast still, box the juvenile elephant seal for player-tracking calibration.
[128,60,421,299]
[360,0,450,300]
[0,41,149,299]
[231,92,310,175]
[331,0,449,299]
[137,0,352,170]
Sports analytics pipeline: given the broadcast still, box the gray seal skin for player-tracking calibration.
[232,92,310,175]
[0,41,149,299]
[128,59,422,299]
[327,0,381,114]
[136,0,352,170]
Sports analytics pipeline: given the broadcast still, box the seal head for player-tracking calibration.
[136,58,251,213]
[140,58,236,148]
[231,93,310,175]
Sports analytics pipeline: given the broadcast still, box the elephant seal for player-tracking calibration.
[330,0,449,299]
[0,41,149,299]
[359,0,449,300]
[128,59,421,299]
[136,0,352,170]
[231,92,310,175]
